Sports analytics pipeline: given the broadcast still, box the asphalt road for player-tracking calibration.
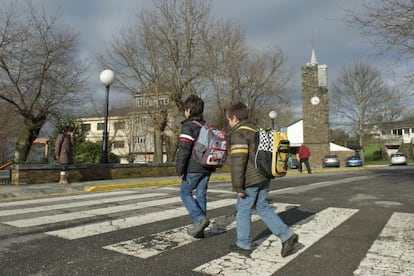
[0,166,413,276]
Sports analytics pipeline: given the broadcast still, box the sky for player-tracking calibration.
[1,0,395,113]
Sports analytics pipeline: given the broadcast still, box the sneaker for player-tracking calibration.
[187,228,206,238]
[228,244,251,256]
[281,233,298,257]
[188,217,210,238]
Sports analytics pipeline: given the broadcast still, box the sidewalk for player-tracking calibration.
[0,173,232,200]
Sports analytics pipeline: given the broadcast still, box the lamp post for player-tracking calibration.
[99,69,115,163]
[268,110,277,129]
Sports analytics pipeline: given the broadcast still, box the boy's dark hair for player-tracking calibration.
[63,126,74,133]
[184,95,204,120]
[226,102,249,120]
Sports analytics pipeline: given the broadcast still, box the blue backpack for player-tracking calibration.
[192,121,228,168]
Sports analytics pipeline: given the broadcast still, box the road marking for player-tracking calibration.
[4,195,181,227]
[159,187,234,194]
[103,203,299,259]
[0,193,166,217]
[354,212,414,276]
[0,190,134,208]
[269,176,373,195]
[193,207,359,276]
[160,176,374,196]
[46,198,236,240]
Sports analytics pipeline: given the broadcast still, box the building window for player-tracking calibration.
[159,97,169,105]
[403,128,410,135]
[97,123,104,130]
[136,98,144,107]
[133,136,146,144]
[81,123,91,131]
[114,121,125,130]
[392,129,402,136]
[113,140,125,149]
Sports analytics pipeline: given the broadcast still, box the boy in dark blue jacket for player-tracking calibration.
[176,95,214,238]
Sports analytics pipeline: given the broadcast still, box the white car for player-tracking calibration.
[390,152,407,165]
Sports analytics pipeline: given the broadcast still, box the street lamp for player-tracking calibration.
[268,110,277,129]
[99,69,115,163]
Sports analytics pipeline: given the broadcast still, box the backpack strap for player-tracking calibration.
[237,125,258,132]
[191,120,203,127]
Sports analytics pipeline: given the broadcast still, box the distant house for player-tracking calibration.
[78,92,176,164]
[370,117,414,159]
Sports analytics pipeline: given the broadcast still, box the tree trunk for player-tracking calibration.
[13,120,44,163]
[164,132,178,162]
[153,128,163,163]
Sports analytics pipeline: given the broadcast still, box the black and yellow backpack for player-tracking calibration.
[238,126,290,178]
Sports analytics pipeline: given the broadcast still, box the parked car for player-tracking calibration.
[390,152,407,165]
[346,156,363,167]
[322,154,340,168]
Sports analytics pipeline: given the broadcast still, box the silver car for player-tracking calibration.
[390,152,407,165]
[322,154,340,168]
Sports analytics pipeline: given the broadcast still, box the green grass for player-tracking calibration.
[364,160,389,165]
[364,143,383,161]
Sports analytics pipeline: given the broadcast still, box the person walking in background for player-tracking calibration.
[298,143,312,174]
[176,95,214,239]
[55,126,75,184]
[225,102,298,257]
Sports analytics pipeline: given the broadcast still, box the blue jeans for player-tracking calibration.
[236,180,293,250]
[180,172,211,223]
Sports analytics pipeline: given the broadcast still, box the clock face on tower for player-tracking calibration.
[311,96,320,105]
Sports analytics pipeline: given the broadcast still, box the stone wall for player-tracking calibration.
[10,163,230,185]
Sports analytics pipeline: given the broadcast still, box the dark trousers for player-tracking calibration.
[299,158,312,174]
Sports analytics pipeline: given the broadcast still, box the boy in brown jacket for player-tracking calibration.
[226,102,298,257]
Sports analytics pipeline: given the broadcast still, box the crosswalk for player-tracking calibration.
[1,189,413,275]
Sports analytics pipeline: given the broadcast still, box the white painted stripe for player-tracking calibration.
[269,176,373,195]
[160,176,374,196]
[103,203,299,259]
[0,190,134,208]
[5,196,181,228]
[354,212,414,276]
[159,187,233,194]
[0,193,166,217]
[194,207,359,275]
[46,199,235,240]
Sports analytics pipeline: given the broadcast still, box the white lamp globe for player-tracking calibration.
[268,110,277,119]
[100,69,115,86]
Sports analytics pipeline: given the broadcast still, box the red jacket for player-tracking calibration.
[298,145,310,159]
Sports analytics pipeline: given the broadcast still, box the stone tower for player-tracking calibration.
[301,50,330,167]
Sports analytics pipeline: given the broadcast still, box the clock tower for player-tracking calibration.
[301,50,330,167]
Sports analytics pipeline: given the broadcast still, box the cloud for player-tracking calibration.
[0,0,392,107]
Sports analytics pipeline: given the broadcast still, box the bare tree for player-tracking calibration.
[98,0,294,162]
[348,0,414,59]
[98,0,213,163]
[347,0,414,92]
[202,20,293,128]
[331,62,405,153]
[0,3,87,162]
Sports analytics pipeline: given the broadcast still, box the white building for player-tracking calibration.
[286,119,353,153]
